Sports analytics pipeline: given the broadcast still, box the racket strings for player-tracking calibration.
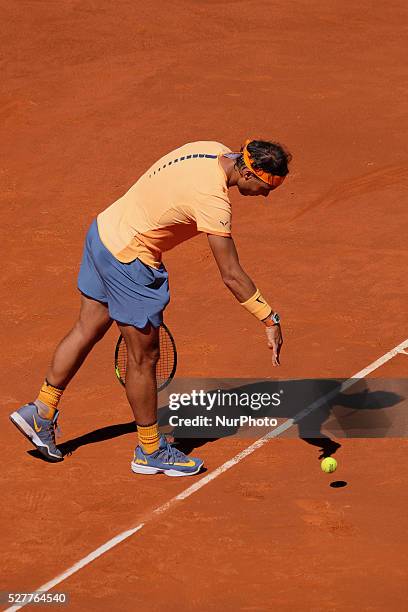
[116,325,176,391]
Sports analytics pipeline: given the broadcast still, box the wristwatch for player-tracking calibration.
[264,312,280,327]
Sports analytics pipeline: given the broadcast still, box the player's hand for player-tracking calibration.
[265,324,283,366]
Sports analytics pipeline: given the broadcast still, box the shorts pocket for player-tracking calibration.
[126,259,167,289]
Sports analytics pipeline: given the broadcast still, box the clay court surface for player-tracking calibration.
[1,1,408,610]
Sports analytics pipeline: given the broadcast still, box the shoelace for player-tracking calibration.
[159,442,188,465]
[45,419,60,441]
[54,421,62,439]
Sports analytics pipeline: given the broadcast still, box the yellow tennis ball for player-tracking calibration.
[321,457,337,473]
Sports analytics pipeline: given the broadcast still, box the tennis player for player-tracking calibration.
[10,139,291,476]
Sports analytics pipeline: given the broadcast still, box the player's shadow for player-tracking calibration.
[158,378,404,457]
[26,379,404,461]
[59,421,136,456]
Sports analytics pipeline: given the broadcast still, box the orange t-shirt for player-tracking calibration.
[97,141,232,268]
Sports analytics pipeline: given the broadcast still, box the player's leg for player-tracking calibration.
[10,293,112,462]
[117,322,160,426]
[119,321,203,477]
[45,293,113,392]
[37,217,113,415]
[10,219,113,462]
[35,292,112,417]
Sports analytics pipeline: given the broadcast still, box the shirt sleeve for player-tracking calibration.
[193,194,232,237]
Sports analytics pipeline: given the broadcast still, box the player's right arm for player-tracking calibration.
[207,234,283,366]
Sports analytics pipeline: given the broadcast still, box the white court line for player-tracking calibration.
[5,337,408,612]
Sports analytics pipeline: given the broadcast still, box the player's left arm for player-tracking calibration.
[207,233,283,366]
[207,233,255,301]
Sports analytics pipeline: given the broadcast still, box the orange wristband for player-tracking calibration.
[240,289,272,321]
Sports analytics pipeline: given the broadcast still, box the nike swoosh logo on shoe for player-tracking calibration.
[33,415,42,433]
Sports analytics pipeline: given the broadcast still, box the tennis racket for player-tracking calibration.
[115,322,177,392]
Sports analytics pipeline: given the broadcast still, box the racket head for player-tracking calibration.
[115,322,177,392]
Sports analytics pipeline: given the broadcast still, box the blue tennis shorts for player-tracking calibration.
[77,219,170,328]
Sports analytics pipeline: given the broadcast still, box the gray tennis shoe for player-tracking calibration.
[10,403,63,462]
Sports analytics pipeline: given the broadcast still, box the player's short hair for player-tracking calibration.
[236,140,292,177]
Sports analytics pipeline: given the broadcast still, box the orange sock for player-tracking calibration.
[137,422,160,454]
[36,379,65,419]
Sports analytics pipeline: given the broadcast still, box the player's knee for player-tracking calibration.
[127,345,160,370]
[75,319,107,345]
